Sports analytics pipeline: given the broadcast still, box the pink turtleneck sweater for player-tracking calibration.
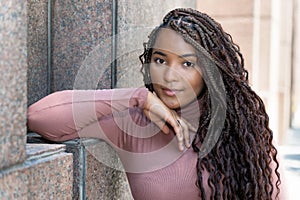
[27,88,283,199]
[27,88,208,200]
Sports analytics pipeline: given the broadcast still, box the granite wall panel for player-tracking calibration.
[27,0,49,106]
[64,139,133,200]
[64,139,84,200]
[84,140,133,200]
[0,0,27,170]
[0,167,28,199]
[52,0,113,91]
[27,127,133,199]
[0,144,73,200]
[26,150,73,199]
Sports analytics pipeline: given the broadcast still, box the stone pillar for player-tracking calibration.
[0,1,73,199]
[267,0,293,143]
[0,144,73,199]
[0,0,27,172]
[27,0,49,106]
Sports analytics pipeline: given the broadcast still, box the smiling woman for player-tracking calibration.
[27,8,283,200]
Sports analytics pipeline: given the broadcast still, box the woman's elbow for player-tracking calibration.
[27,91,78,142]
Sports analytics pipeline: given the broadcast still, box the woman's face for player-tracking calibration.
[150,28,205,109]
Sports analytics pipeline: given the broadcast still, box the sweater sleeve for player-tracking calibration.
[27,88,149,141]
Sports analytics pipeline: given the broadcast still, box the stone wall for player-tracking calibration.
[26,0,133,198]
[27,0,49,106]
[0,1,74,198]
[1,0,196,199]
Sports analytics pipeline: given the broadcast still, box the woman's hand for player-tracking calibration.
[143,92,197,151]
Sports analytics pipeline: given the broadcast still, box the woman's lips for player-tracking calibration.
[162,88,179,97]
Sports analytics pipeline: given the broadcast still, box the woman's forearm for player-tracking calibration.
[27,88,149,141]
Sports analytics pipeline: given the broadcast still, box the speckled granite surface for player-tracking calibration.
[27,0,49,106]
[0,0,27,170]
[0,144,73,199]
[65,139,134,200]
[27,0,113,105]
[84,139,133,200]
[52,0,113,91]
[27,134,133,199]
[26,143,66,158]
[64,139,83,200]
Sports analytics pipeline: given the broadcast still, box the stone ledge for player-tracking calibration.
[27,133,133,199]
[26,143,66,161]
[0,143,73,200]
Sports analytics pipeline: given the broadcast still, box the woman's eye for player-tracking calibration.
[154,58,166,65]
[183,61,194,68]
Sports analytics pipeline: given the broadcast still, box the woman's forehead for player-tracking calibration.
[152,28,196,56]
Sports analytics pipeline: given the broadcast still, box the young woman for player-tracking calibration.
[27,8,282,199]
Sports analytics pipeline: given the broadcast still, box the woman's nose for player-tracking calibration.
[163,65,179,82]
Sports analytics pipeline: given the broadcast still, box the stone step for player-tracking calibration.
[0,143,73,200]
[27,133,134,200]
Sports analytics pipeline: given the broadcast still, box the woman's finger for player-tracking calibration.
[143,92,196,151]
[144,92,179,134]
[182,118,198,132]
[177,119,191,148]
[175,124,184,151]
[164,112,193,151]
[143,108,170,134]
[146,109,191,151]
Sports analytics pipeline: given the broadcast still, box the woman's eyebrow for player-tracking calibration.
[152,50,197,59]
[152,51,167,57]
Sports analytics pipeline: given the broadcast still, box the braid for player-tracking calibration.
[139,8,280,199]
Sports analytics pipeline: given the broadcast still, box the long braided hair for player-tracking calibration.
[139,8,280,200]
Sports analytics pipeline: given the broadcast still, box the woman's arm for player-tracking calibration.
[27,87,195,150]
[27,88,148,141]
[143,92,197,151]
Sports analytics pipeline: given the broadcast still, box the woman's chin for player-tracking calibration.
[163,100,181,110]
